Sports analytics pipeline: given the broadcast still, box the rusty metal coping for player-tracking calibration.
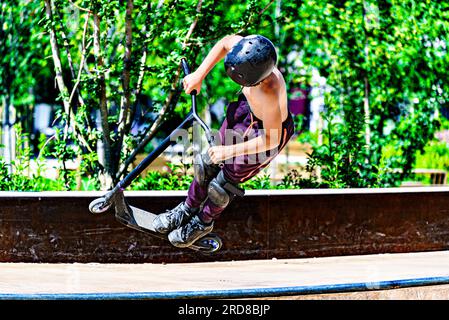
[1,187,449,198]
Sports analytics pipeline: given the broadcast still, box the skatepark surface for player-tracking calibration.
[2,189,449,264]
[1,250,449,299]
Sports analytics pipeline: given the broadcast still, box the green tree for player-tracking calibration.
[0,1,49,175]
[40,0,275,190]
[4,0,447,191]
[280,0,448,187]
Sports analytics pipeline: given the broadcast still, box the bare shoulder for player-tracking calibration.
[222,34,243,51]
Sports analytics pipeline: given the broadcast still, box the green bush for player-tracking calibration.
[415,142,449,171]
[131,162,194,191]
[0,157,64,191]
[241,171,273,190]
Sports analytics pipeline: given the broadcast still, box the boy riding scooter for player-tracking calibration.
[153,34,295,248]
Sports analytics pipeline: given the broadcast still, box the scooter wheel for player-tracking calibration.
[89,198,112,214]
[194,234,222,253]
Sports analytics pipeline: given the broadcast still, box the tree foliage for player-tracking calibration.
[36,0,274,189]
[1,0,448,190]
[281,0,449,187]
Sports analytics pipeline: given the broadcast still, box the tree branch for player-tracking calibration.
[236,0,277,34]
[44,1,94,153]
[68,12,91,107]
[118,1,157,173]
[206,0,277,44]
[44,0,73,187]
[93,11,113,183]
[67,13,94,153]
[55,6,86,109]
[44,0,71,115]
[68,0,92,13]
[116,0,203,179]
[134,3,153,98]
[116,0,134,163]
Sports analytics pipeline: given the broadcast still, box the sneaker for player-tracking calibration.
[152,202,198,234]
[168,215,214,248]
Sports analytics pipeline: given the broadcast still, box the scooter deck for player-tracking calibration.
[115,205,168,241]
[115,205,222,253]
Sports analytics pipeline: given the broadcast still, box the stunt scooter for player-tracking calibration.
[88,59,222,253]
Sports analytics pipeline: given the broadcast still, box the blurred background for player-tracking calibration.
[1,0,448,191]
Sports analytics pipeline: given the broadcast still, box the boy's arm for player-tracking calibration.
[208,86,283,163]
[195,34,242,78]
[183,34,242,94]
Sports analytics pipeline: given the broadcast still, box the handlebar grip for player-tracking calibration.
[206,132,215,147]
[181,58,190,76]
[181,58,197,95]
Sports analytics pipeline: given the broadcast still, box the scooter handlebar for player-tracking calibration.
[180,58,198,96]
[181,58,190,76]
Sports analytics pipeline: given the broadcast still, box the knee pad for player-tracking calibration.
[194,153,220,187]
[207,171,245,208]
[208,179,230,208]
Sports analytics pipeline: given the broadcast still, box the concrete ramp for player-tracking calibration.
[1,250,449,299]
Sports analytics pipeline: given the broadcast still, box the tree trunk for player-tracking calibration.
[93,12,114,189]
[44,0,71,116]
[116,0,204,179]
[364,76,371,148]
[1,95,15,175]
[363,1,373,155]
[116,0,134,176]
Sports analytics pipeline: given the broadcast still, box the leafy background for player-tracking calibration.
[1,0,448,191]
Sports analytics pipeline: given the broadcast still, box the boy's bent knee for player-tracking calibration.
[207,179,230,208]
[207,171,245,208]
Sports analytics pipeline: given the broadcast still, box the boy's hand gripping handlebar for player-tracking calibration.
[181,58,219,148]
[181,58,223,186]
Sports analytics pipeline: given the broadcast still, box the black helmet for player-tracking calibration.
[224,35,277,87]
